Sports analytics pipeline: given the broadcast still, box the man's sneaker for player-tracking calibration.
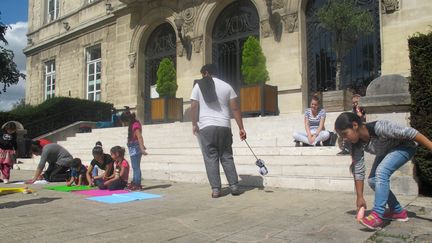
[3,179,9,184]
[383,209,409,222]
[230,185,241,196]
[211,189,221,198]
[360,211,384,230]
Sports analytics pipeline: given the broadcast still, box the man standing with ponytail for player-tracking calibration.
[190,64,247,198]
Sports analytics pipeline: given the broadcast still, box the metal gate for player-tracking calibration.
[306,0,381,95]
[212,0,260,92]
[144,23,176,124]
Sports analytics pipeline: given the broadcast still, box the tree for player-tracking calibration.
[317,0,373,90]
[11,98,26,110]
[241,36,269,85]
[0,14,26,95]
[156,58,177,97]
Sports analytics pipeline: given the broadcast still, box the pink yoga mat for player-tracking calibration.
[73,189,129,196]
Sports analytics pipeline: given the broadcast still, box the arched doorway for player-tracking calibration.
[306,0,381,95]
[212,0,260,92]
[144,22,176,124]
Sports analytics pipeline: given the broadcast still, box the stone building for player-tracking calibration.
[24,0,432,123]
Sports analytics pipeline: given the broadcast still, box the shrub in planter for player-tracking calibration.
[156,58,177,97]
[241,36,269,85]
[240,36,277,116]
[151,58,182,123]
[408,31,432,193]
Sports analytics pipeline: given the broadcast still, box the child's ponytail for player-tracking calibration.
[92,141,104,156]
[120,107,137,142]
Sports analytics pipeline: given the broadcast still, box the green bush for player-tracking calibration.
[156,58,177,97]
[241,36,269,85]
[0,97,112,138]
[408,31,432,191]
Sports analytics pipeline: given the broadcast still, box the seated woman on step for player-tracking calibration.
[293,95,330,146]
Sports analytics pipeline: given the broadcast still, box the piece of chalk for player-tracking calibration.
[357,206,365,221]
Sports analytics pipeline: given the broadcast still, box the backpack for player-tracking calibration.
[323,132,338,146]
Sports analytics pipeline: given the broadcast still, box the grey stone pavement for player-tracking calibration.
[0,170,431,243]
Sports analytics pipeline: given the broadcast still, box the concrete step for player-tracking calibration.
[22,112,351,192]
[19,153,350,167]
[56,145,340,156]
[142,170,353,192]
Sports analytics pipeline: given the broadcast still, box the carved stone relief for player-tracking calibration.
[381,0,399,14]
[180,6,196,35]
[128,52,136,68]
[282,12,298,33]
[272,0,285,10]
[177,42,184,57]
[261,19,272,38]
[192,36,203,53]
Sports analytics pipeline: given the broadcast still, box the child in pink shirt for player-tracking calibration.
[94,146,129,190]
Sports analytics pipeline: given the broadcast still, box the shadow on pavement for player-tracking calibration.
[0,197,61,209]
[142,184,172,191]
[216,174,267,198]
[409,211,432,222]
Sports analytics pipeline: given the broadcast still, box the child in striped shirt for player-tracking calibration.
[335,112,432,230]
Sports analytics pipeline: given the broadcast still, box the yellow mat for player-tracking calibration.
[0,187,33,195]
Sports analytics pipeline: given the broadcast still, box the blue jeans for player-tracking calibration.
[130,153,142,185]
[367,146,416,217]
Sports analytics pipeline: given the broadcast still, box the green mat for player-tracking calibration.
[44,185,94,192]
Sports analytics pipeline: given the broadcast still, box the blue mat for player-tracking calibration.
[86,192,162,204]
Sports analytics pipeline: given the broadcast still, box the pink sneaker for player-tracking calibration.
[360,211,384,230]
[383,209,409,222]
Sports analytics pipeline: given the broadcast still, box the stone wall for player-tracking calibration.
[381,0,432,76]
[24,0,432,121]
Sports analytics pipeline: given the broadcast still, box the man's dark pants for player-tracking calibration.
[198,126,239,191]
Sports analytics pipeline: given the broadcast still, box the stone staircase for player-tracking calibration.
[19,113,357,192]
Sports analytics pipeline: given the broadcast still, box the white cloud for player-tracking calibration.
[0,21,28,111]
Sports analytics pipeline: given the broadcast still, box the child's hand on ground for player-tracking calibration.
[356,197,367,210]
[25,179,35,184]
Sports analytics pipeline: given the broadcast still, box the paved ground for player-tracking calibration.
[0,170,431,243]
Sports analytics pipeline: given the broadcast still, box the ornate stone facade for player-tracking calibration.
[23,0,432,121]
[381,0,400,14]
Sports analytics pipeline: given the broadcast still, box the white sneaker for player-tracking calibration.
[3,179,10,184]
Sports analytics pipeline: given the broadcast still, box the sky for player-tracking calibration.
[0,0,28,111]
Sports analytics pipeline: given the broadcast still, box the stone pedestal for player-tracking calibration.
[360,74,417,196]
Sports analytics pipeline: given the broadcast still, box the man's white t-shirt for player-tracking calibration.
[190,77,237,129]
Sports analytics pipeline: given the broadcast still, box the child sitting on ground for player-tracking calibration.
[94,146,129,190]
[66,158,88,186]
[0,122,17,184]
[86,141,114,187]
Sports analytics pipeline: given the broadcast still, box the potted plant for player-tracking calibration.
[240,36,278,116]
[150,58,183,123]
[317,0,373,111]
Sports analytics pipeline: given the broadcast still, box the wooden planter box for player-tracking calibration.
[150,97,183,123]
[240,83,278,116]
[322,90,353,112]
